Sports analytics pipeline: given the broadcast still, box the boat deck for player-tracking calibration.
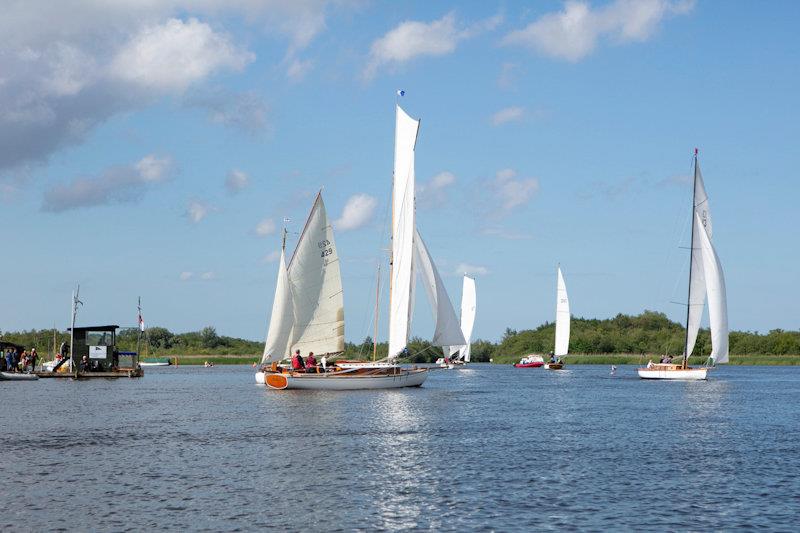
[34,367,144,379]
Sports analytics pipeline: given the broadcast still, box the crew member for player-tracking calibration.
[291,349,305,371]
[306,352,317,373]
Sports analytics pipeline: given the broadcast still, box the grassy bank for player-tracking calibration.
[491,353,800,366]
[167,355,260,365]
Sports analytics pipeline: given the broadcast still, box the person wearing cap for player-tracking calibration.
[291,349,305,371]
[305,352,317,373]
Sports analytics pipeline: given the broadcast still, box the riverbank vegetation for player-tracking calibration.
[2,311,798,364]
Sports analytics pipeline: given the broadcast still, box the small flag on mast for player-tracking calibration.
[396,89,405,97]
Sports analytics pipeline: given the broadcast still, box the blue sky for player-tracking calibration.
[1,1,798,342]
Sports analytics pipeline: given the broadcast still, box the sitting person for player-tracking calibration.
[79,355,90,372]
[305,352,317,373]
[548,352,556,364]
[291,349,305,371]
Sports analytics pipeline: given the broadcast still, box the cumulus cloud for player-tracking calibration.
[287,58,313,82]
[454,263,489,276]
[225,169,250,193]
[491,106,525,126]
[186,200,213,223]
[334,193,378,231]
[255,218,276,236]
[417,171,456,207]
[490,168,540,211]
[179,271,194,281]
[42,154,172,212]
[364,12,502,80]
[502,0,694,62]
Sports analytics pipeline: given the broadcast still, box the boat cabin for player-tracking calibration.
[68,325,129,372]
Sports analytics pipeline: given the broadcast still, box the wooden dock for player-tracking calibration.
[35,367,144,379]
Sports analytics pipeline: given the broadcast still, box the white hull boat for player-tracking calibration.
[637,365,708,380]
[0,372,39,381]
[255,368,427,390]
[139,361,170,367]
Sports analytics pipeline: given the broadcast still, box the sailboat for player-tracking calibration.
[438,274,476,368]
[638,151,728,380]
[544,266,570,370]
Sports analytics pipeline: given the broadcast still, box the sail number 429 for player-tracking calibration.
[318,239,333,258]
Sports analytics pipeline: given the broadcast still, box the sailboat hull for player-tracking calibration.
[544,363,564,370]
[637,366,708,380]
[255,369,428,390]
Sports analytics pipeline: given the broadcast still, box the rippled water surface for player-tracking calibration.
[2,364,799,531]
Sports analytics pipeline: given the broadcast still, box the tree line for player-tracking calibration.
[2,311,798,361]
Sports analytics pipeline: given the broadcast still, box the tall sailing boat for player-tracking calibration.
[439,274,476,367]
[544,266,570,370]
[638,151,728,380]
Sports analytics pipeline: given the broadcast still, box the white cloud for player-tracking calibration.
[262,250,282,263]
[200,271,216,280]
[418,171,456,207]
[186,200,213,223]
[502,0,694,62]
[179,271,194,281]
[454,263,489,276]
[364,12,502,80]
[287,58,313,82]
[490,168,540,211]
[110,18,253,92]
[334,193,378,231]
[42,154,173,212]
[225,169,250,193]
[255,218,276,236]
[491,106,525,126]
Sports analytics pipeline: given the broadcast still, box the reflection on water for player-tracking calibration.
[1,364,799,530]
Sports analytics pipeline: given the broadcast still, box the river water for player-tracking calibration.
[1,364,799,531]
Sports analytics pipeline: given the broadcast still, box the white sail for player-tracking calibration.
[287,193,345,356]
[388,105,419,359]
[413,229,466,348]
[261,248,294,363]
[554,266,570,357]
[449,275,476,361]
[685,161,712,357]
[696,212,729,364]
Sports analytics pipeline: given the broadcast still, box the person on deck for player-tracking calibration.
[321,355,327,372]
[548,352,556,364]
[79,355,90,372]
[30,348,38,371]
[291,350,305,371]
[3,349,11,371]
[305,352,317,373]
[12,349,20,372]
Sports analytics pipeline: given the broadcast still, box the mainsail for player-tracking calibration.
[413,229,466,349]
[288,193,345,356]
[260,248,294,363]
[554,266,570,357]
[685,160,712,357]
[449,275,476,361]
[388,105,420,358]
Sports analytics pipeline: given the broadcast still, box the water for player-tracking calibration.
[2,364,799,531]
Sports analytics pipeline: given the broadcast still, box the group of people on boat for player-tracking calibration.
[1,347,37,373]
[289,349,327,373]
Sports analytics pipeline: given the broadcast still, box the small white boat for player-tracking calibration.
[0,372,39,381]
[637,151,728,381]
[544,266,570,371]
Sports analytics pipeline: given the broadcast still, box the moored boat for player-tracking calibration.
[0,372,39,381]
[637,151,728,380]
[514,354,544,368]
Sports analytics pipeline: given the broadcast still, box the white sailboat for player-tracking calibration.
[544,266,570,370]
[638,151,728,380]
[439,274,476,368]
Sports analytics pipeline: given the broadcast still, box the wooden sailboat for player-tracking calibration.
[439,274,476,368]
[638,151,728,380]
[544,266,570,370]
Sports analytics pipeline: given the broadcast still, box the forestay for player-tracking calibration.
[554,267,570,357]
[287,193,345,356]
[413,229,466,349]
[696,212,729,363]
[388,105,419,358]
[261,248,294,363]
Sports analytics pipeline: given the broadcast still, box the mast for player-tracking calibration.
[69,285,81,374]
[682,149,699,369]
[373,263,380,361]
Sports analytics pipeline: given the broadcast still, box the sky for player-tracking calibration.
[1,0,798,343]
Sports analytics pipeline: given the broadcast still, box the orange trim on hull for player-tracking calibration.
[266,373,288,389]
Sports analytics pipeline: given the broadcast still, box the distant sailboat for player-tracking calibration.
[439,275,476,368]
[638,151,728,380]
[544,266,570,370]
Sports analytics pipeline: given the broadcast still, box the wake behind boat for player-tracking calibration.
[638,151,728,380]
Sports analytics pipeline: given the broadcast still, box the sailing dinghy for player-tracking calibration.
[638,151,728,380]
[544,266,570,370]
[438,274,476,368]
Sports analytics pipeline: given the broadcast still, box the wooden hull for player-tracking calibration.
[637,365,707,380]
[544,363,564,370]
[255,368,428,390]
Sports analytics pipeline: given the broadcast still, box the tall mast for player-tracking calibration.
[682,149,699,369]
[373,263,380,361]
